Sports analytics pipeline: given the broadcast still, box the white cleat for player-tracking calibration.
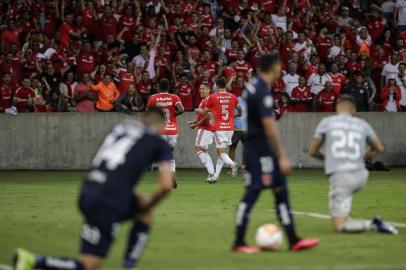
[206,175,219,184]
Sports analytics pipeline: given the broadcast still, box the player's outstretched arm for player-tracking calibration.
[365,136,384,160]
[140,162,174,212]
[308,138,325,160]
[262,116,292,175]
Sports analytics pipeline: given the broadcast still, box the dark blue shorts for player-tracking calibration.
[243,150,286,191]
[78,190,140,258]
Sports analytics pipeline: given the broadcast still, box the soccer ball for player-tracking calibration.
[255,224,283,250]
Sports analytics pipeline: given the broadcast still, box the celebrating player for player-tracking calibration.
[204,78,240,183]
[13,108,175,270]
[233,53,320,254]
[189,84,216,181]
[147,78,184,179]
[308,94,398,234]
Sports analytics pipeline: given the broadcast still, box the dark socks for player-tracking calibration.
[35,256,84,270]
[234,189,261,247]
[123,222,151,269]
[273,187,300,247]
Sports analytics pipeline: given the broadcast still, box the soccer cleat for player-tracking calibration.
[231,163,239,177]
[206,174,215,182]
[290,238,320,251]
[372,217,398,235]
[232,245,261,254]
[13,248,35,270]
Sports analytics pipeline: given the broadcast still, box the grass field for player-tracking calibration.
[0,169,405,270]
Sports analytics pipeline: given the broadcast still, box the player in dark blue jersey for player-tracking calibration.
[13,108,175,270]
[233,54,320,254]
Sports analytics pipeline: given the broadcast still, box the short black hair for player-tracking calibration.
[338,94,356,107]
[353,70,364,77]
[216,77,227,89]
[159,78,170,92]
[399,62,406,67]
[258,53,280,73]
[146,106,165,120]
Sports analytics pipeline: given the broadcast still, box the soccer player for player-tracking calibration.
[205,78,240,183]
[233,53,320,254]
[13,108,175,270]
[308,95,398,234]
[147,78,184,178]
[189,84,215,181]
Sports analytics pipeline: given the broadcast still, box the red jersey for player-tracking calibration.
[234,60,252,79]
[305,64,318,80]
[206,92,238,131]
[290,86,312,112]
[59,22,73,48]
[77,53,95,75]
[315,36,332,61]
[317,90,337,112]
[176,83,193,111]
[137,80,152,101]
[14,87,35,112]
[197,97,215,131]
[118,70,135,94]
[329,73,346,95]
[147,93,182,135]
[0,85,13,112]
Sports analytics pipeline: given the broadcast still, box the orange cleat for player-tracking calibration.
[291,238,320,251]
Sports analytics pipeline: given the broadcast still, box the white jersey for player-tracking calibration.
[282,73,300,96]
[396,0,406,25]
[313,114,377,175]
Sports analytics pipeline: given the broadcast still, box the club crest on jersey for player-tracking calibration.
[263,95,274,108]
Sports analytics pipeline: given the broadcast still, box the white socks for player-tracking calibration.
[215,158,224,178]
[196,151,214,175]
[338,220,372,233]
[220,153,235,166]
[170,159,176,173]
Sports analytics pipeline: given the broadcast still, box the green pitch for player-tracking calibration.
[0,169,405,270]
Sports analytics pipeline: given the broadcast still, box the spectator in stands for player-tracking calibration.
[175,74,193,111]
[13,78,35,112]
[395,62,406,110]
[117,84,144,112]
[0,0,405,117]
[381,51,401,89]
[394,0,406,33]
[381,77,402,112]
[88,74,120,112]
[283,63,299,97]
[342,71,371,112]
[74,73,96,113]
[317,81,338,112]
[0,73,13,112]
[290,76,312,112]
[59,71,77,111]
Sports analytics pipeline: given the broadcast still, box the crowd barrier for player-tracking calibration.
[0,112,405,170]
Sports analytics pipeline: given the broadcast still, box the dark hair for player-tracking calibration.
[399,62,406,67]
[338,94,356,107]
[159,78,170,92]
[258,53,280,73]
[216,77,227,89]
[353,70,364,77]
[145,106,165,120]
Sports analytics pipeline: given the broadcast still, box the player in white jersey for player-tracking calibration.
[308,95,398,234]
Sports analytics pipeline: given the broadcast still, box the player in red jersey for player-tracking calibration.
[204,78,240,183]
[189,84,216,181]
[147,79,184,178]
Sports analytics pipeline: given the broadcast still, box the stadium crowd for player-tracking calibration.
[0,0,406,116]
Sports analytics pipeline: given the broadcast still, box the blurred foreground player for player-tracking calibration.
[308,95,398,234]
[13,108,175,270]
[233,53,320,253]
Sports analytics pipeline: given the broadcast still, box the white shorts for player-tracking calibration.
[161,135,178,149]
[195,129,214,149]
[328,169,369,218]
[213,131,234,149]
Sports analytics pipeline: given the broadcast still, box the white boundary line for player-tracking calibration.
[292,210,406,228]
[0,263,12,270]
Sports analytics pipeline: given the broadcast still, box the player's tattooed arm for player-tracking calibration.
[308,138,325,160]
